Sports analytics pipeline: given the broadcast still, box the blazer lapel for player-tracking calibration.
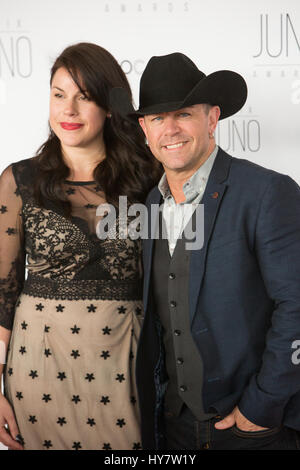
[143,188,162,312]
[189,149,232,324]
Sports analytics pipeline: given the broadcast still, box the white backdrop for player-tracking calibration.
[0,0,299,451]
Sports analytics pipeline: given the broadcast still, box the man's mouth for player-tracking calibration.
[163,141,187,150]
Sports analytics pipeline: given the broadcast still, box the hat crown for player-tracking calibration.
[139,53,205,111]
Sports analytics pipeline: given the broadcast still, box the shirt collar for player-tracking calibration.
[158,145,219,201]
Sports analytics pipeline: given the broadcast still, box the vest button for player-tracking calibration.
[174,330,181,336]
[179,385,187,392]
[177,358,184,365]
[169,273,176,280]
[170,301,177,308]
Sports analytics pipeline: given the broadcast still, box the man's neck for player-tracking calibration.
[165,143,215,204]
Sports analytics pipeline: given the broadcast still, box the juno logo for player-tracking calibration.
[0,36,32,78]
[216,118,261,153]
[254,13,300,58]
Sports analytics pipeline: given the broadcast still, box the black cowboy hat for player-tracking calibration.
[110,52,247,121]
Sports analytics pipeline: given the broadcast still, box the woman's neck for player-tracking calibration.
[62,143,106,181]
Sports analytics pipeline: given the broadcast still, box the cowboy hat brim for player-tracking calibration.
[109,70,247,121]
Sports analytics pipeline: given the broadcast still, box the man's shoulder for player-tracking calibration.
[220,149,297,188]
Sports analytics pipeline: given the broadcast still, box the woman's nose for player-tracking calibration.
[63,99,78,116]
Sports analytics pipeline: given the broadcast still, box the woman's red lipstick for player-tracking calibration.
[60,122,83,130]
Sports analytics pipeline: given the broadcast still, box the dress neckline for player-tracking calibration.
[64,180,96,186]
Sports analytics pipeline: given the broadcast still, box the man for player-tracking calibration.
[111,53,300,450]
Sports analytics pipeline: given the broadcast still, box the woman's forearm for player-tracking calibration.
[0,326,11,394]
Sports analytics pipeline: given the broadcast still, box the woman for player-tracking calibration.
[0,42,161,450]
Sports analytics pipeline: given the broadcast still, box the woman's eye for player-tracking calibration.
[79,94,91,101]
[54,93,63,98]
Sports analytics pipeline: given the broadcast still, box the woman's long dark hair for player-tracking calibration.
[34,42,162,215]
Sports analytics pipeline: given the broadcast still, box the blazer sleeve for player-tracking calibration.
[238,173,300,428]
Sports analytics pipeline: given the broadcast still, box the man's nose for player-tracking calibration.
[163,117,181,135]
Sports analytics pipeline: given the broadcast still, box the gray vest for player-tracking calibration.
[152,216,216,421]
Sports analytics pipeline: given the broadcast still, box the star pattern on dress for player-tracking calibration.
[66,188,76,195]
[117,305,127,314]
[43,440,53,449]
[100,350,110,360]
[29,415,37,424]
[2,166,142,450]
[85,373,95,382]
[116,418,126,428]
[6,227,16,235]
[71,349,80,359]
[56,304,65,312]
[72,395,81,404]
[135,307,142,316]
[57,371,67,381]
[130,396,137,405]
[133,442,142,450]
[102,443,112,450]
[42,394,52,403]
[116,373,125,383]
[87,304,97,312]
[87,418,96,427]
[72,442,82,450]
[71,325,80,334]
[57,417,67,426]
[102,326,111,335]
[44,348,52,358]
[29,370,38,379]
[100,396,110,405]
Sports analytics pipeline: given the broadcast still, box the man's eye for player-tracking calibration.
[151,116,162,122]
[179,112,190,117]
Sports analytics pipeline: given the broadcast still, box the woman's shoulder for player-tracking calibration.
[0,157,38,198]
[10,156,38,186]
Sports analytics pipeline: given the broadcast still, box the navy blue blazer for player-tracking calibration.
[136,147,300,449]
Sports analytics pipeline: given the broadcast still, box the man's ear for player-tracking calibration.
[210,106,221,132]
[138,117,147,136]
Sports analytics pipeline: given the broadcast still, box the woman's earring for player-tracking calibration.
[107,112,112,118]
[145,139,149,146]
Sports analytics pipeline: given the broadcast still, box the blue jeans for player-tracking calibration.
[163,405,300,450]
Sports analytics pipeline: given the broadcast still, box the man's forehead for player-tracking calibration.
[144,104,200,118]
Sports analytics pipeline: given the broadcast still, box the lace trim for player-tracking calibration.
[0,253,25,330]
[23,273,142,301]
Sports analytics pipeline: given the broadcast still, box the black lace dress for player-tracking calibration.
[0,157,143,450]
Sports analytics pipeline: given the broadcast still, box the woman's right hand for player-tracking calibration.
[0,394,23,450]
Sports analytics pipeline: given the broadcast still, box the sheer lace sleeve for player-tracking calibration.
[0,165,25,330]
